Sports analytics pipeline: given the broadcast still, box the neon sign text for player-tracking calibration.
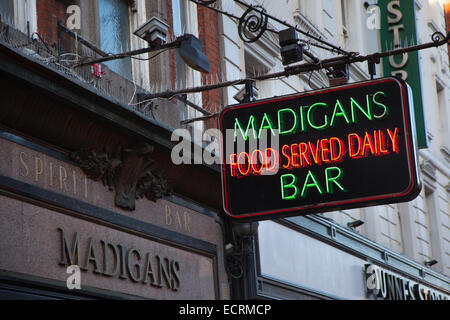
[219,78,421,220]
[235,92,389,141]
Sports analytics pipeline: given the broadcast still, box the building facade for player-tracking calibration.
[0,0,228,300]
[0,0,448,300]
[217,0,449,299]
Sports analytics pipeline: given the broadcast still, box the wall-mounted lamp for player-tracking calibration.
[424,259,438,267]
[77,30,210,74]
[232,222,259,239]
[178,34,210,73]
[347,220,365,229]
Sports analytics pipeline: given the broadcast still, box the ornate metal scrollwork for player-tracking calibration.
[238,5,268,43]
[431,31,446,44]
[70,142,171,211]
[225,222,259,280]
[226,253,244,279]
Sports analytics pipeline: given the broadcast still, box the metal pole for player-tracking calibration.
[74,39,182,67]
[140,32,449,100]
[57,21,108,58]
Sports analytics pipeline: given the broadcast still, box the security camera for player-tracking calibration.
[133,16,169,46]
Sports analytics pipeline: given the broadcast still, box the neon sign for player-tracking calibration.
[219,77,421,221]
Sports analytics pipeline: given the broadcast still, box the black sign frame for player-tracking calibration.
[219,77,421,221]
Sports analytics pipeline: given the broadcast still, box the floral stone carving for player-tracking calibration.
[70,142,171,211]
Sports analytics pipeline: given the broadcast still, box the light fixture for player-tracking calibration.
[279,27,303,66]
[134,16,169,47]
[232,222,259,239]
[178,34,210,73]
[347,220,365,229]
[79,32,210,74]
[424,259,438,267]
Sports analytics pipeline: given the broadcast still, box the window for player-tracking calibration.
[0,1,14,25]
[0,0,37,35]
[172,0,184,37]
[172,0,188,94]
[172,0,190,123]
[98,0,132,80]
[128,0,150,89]
[171,0,203,133]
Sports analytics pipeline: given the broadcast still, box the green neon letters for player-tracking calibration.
[234,116,257,141]
[233,92,389,141]
[280,166,346,200]
[301,170,324,198]
[330,99,350,127]
[325,167,346,194]
[258,113,276,139]
[278,108,298,135]
[280,174,298,200]
[350,96,372,123]
[372,91,389,119]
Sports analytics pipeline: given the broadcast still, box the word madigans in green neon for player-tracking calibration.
[233,91,389,141]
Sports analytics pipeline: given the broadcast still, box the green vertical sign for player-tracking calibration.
[378,0,428,148]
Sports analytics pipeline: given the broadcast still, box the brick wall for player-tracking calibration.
[36,0,68,48]
[35,0,222,130]
[197,4,221,129]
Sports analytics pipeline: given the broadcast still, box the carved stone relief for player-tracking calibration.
[70,142,171,211]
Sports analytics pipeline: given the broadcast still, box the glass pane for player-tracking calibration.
[172,0,182,36]
[172,0,186,89]
[98,0,132,80]
[0,0,14,26]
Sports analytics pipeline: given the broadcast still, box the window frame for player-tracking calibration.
[171,0,204,133]
[97,0,133,80]
[0,0,37,35]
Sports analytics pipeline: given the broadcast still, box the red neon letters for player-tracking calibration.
[230,148,279,177]
[281,128,399,170]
